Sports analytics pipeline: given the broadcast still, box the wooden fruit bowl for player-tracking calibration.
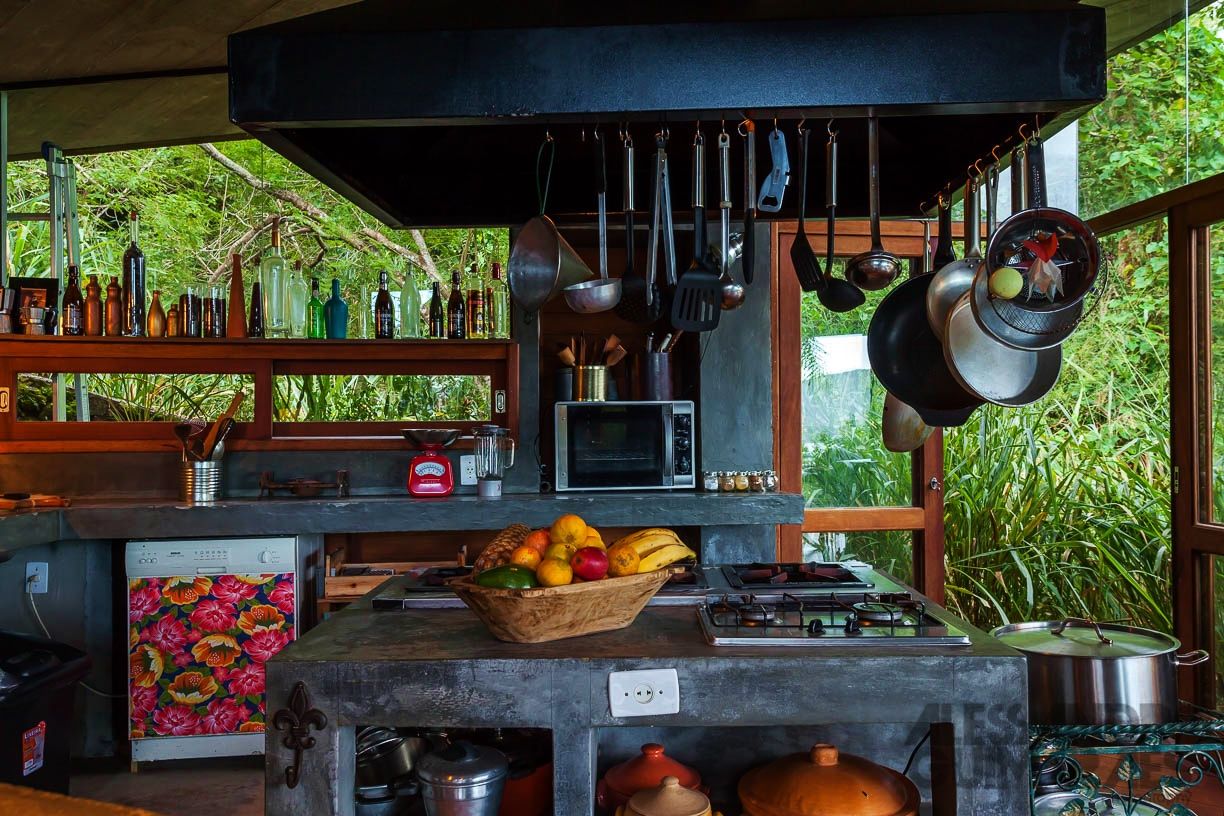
[450,567,680,643]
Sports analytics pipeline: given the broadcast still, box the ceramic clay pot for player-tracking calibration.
[598,743,704,811]
[737,743,919,816]
[616,776,722,816]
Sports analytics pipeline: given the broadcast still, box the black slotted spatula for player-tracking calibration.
[670,130,723,332]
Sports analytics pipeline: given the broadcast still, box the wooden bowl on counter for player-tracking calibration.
[449,568,677,643]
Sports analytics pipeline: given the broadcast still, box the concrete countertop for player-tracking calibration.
[0,491,803,551]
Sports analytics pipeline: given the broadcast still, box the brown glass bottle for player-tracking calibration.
[447,270,466,339]
[121,211,146,336]
[428,282,445,338]
[466,265,486,339]
[61,265,84,336]
[83,275,103,336]
[374,270,394,339]
[104,277,123,336]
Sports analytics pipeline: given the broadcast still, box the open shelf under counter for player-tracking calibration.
[0,491,803,548]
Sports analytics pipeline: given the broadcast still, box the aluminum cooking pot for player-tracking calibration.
[416,740,508,816]
[992,617,1210,725]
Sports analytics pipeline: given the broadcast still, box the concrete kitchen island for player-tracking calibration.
[263,595,1030,816]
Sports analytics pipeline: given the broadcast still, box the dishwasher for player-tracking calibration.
[126,537,298,762]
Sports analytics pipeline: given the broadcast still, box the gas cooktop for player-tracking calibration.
[697,590,970,647]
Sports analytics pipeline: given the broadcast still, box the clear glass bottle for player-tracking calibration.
[287,260,308,337]
[487,261,511,338]
[121,211,146,336]
[400,266,422,339]
[307,277,326,339]
[374,270,394,339]
[260,216,289,337]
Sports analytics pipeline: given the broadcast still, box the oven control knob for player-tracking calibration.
[259,550,274,564]
[674,436,691,452]
[674,415,691,431]
[676,455,692,475]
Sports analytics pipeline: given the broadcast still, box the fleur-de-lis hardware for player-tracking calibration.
[271,681,328,789]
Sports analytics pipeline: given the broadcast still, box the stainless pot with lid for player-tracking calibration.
[416,740,508,816]
[1032,791,1169,816]
[992,617,1209,725]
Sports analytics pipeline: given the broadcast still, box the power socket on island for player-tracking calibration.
[459,455,478,486]
[608,668,679,717]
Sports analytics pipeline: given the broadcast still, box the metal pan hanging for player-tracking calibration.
[944,292,1061,407]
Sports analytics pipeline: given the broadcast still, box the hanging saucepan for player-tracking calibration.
[975,135,1098,349]
[943,292,1061,407]
[508,135,595,314]
[868,274,982,427]
[926,176,982,343]
[882,392,934,453]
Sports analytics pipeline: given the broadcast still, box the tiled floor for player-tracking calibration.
[71,757,264,816]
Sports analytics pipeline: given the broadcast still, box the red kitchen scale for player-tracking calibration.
[403,428,460,496]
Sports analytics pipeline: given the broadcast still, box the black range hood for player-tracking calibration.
[229,2,1106,227]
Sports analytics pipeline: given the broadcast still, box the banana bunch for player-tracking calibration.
[611,528,697,573]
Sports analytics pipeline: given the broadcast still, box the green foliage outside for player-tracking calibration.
[4,140,507,422]
[803,6,1224,644]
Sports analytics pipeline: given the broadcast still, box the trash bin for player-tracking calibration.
[0,629,92,793]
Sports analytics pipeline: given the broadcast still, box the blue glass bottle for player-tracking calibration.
[324,278,348,339]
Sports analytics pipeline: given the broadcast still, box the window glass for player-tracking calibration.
[273,374,489,422]
[804,530,913,586]
[800,259,911,508]
[1208,218,1224,521]
[17,373,255,422]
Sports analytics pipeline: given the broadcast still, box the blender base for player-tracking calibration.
[477,478,503,499]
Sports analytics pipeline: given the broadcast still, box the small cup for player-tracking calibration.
[574,365,608,402]
[644,353,673,401]
[555,367,574,402]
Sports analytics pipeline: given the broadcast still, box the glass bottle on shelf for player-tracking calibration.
[429,281,445,338]
[61,265,84,336]
[374,270,394,339]
[121,211,146,336]
[466,264,486,339]
[324,278,348,339]
[287,260,308,337]
[447,269,466,339]
[260,216,289,337]
[104,277,123,336]
[356,285,371,338]
[166,304,180,337]
[400,266,422,339]
[147,290,167,338]
[248,282,265,338]
[487,262,510,338]
[83,274,102,336]
[307,277,326,339]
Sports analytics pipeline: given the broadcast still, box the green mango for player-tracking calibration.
[474,564,539,589]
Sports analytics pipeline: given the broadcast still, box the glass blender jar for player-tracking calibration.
[472,425,515,499]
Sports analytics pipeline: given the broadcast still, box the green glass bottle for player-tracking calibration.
[306,277,326,339]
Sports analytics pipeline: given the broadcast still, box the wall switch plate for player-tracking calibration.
[608,668,679,717]
[459,455,478,486]
[25,562,49,594]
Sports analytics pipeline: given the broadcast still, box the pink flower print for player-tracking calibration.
[151,704,202,736]
[243,628,291,663]
[129,586,162,621]
[226,662,265,696]
[268,580,296,616]
[145,615,188,654]
[211,575,259,604]
[200,698,250,734]
[130,684,158,718]
[189,599,238,633]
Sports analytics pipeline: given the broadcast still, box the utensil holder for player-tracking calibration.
[180,460,223,504]
[644,353,673,401]
[574,365,608,402]
[555,367,574,402]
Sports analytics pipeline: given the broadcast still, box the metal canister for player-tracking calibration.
[416,741,508,816]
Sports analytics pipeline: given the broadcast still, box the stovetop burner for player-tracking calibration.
[721,562,874,591]
[698,591,970,647]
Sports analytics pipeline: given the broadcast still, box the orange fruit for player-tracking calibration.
[550,513,588,547]
[543,542,577,563]
[509,545,542,570]
[536,557,573,587]
[606,543,641,577]
[584,528,606,550]
[523,529,551,555]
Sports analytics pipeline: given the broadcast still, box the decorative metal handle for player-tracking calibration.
[505,437,516,470]
[1174,649,1210,667]
[928,477,941,492]
[271,681,328,790]
[1052,617,1113,646]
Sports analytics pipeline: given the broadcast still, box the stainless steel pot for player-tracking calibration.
[416,740,508,816]
[992,617,1210,725]
[356,726,428,787]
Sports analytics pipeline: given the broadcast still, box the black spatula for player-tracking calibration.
[670,131,722,332]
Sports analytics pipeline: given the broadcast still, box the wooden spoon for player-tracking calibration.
[200,392,245,461]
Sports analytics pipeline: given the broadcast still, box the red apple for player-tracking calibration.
[570,547,609,581]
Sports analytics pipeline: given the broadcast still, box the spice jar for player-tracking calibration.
[734,472,750,492]
[718,472,736,492]
[762,470,779,492]
[702,471,720,492]
[748,471,764,492]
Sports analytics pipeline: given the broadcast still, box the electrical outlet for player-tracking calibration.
[608,668,679,717]
[459,455,478,486]
[25,562,49,594]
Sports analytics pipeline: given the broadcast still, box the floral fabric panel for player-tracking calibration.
[128,573,295,739]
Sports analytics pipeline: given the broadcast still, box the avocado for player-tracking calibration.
[475,564,539,589]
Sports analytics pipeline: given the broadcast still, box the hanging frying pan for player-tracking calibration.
[868,274,982,427]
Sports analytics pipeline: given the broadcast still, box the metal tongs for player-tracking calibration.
[647,131,677,305]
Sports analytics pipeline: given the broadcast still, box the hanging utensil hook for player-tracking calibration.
[797,117,806,135]
[827,119,837,136]
[535,132,556,216]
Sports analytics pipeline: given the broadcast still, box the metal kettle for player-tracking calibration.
[416,740,508,816]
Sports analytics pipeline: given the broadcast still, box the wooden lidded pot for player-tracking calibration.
[616,776,723,816]
[738,743,920,816]
[598,743,705,810]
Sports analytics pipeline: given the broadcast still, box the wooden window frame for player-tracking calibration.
[772,220,946,601]
[0,336,519,453]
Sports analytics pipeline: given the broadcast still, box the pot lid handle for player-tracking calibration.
[1052,617,1113,646]
[809,744,839,766]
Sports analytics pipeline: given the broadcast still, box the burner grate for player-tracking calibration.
[701,591,943,639]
